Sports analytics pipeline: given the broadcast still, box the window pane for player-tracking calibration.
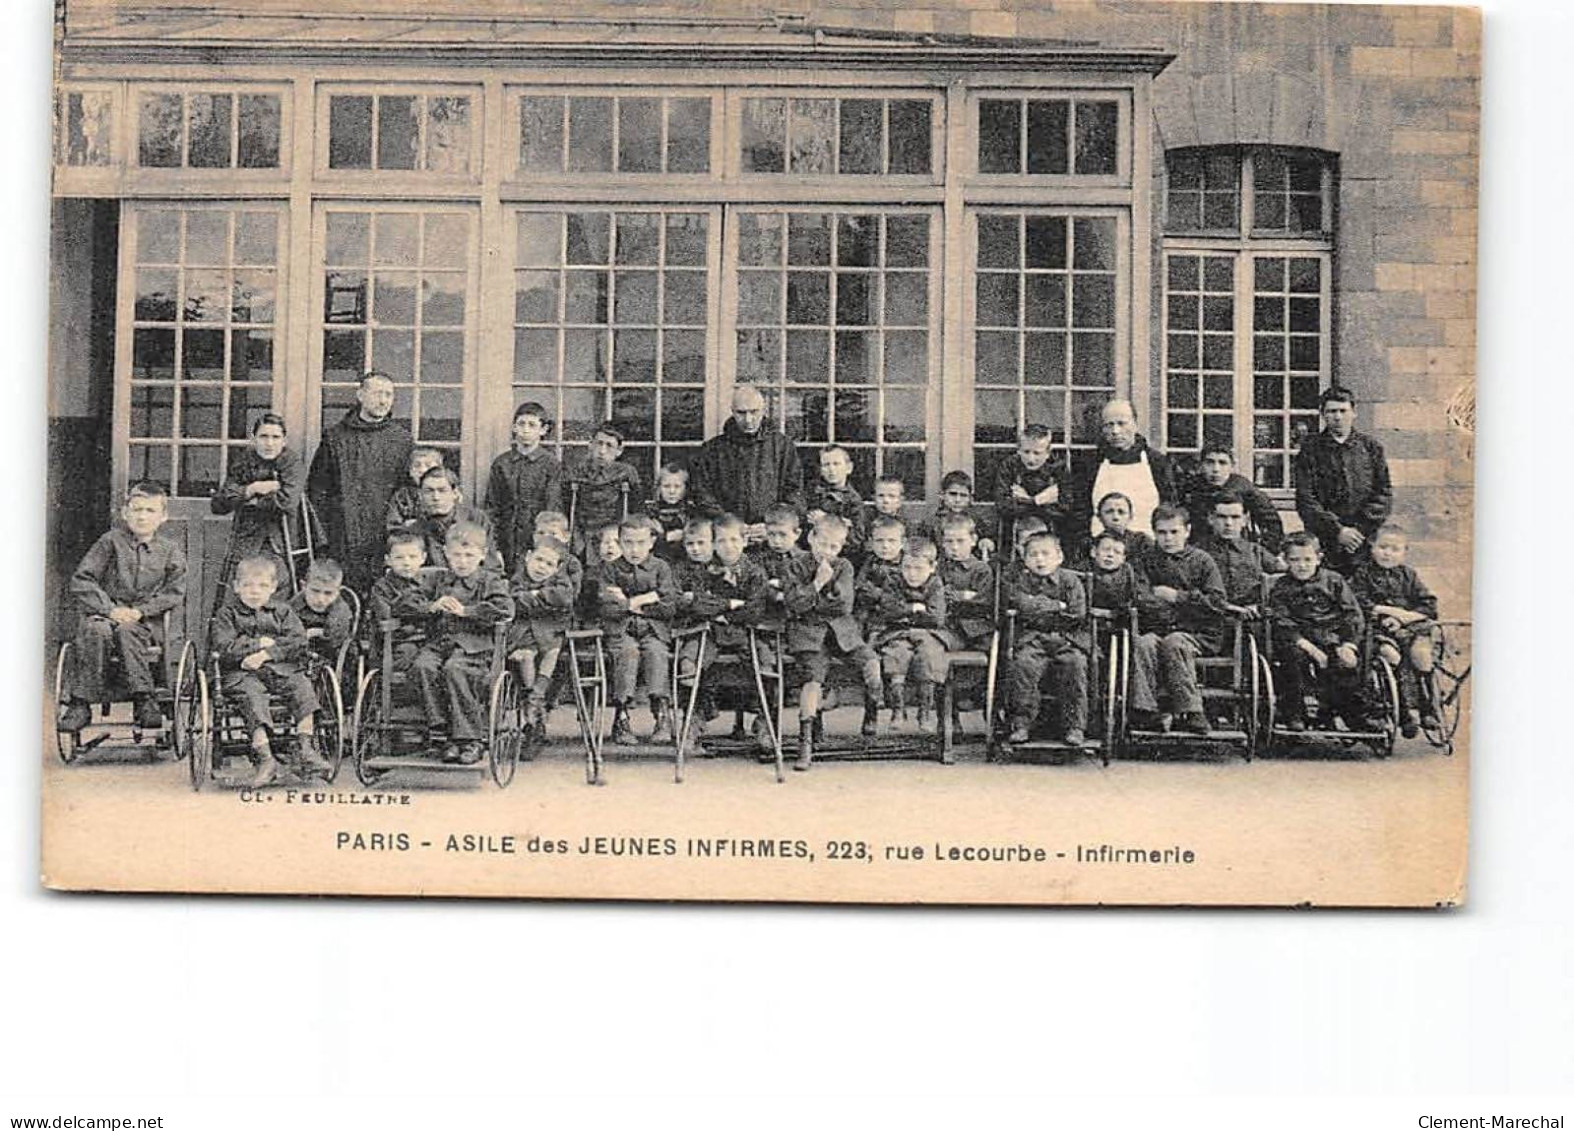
[514,328,558,384]
[128,444,172,492]
[740,98,785,173]
[665,213,708,267]
[837,214,877,267]
[372,329,415,381]
[885,215,929,267]
[328,96,372,169]
[790,213,832,266]
[426,96,470,174]
[884,273,927,325]
[520,96,564,173]
[135,270,178,322]
[374,213,419,266]
[666,98,711,174]
[516,213,561,268]
[975,331,1019,385]
[664,330,706,385]
[1072,217,1116,271]
[129,384,174,438]
[235,212,278,267]
[423,274,466,326]
[978,99,1020,174]
[1026,216,1068,269]
[887,100,931,175]
[568,97,613,173]
[1074,101,1119,175]
[786,330,829,387]
[1073,277,1115,328]
[418,387,463,443]
[138,93,183,167]
[1024,276,1066,328]
[789,99,835,174]
[612,329,657,384]
[738,213,783,267]
[883,330,926,386]
[838,99,883,175]
[564,270,609,323]
[736,329,781,383]
[618,98,662,173]
[232,270,276,324]
[1026,100,1069,175]
[737,273,781,324]
[613,271,658,324]
[833,388,875,442]
[180,384,223,438]
[1024,333,1066,386]
[377,96,419,170]
[423,213,469,270]
[372,271,416,325]
[138,211,182,265]
[977,215,1019,269]
[1071,333,1114,385]
[663,271,707,325]
[133,328,176,382]
[183,271,227,323]
[180,445,223,497]
[786,273,829,325]
[614,213,660,266]
[60,90,114,167]
[976,275,1019,328]
[836,275,877,326]
[566,212,610,265]
[1168,191,1202,231]
[661,388,705,441]
[836,330,877,384]
[231,330,273,385]
[187,93,232,168]
[323,329,365,383]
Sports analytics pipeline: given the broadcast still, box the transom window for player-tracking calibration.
[128,205,283,497]
[971,211,1120,498]
[320,207,472,466]
[1162,146,1334,489]
[735,209,935,494]
[55,87,116,167]
[739,96,934,177]
[512,208,712,486]
[325,90,475,174]
[976,96,1119,176]
[137,88,282,170]
[518,93,712,175]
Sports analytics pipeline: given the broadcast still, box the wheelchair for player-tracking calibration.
[351,615,522,788]
[1259,615,1399,758]
[988,594,1111,766]
[671,621,787,783]
[52,609,196,767]
[938,556,1004,765]
[187,641,346,790]
[1419,620,1471,756]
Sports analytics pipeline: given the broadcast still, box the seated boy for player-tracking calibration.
[403,465,496,570]
[804,445,869,563]
[676,515,774,744]
[867,540,955,731]
[855,514,907,620]
[410,522,515,764]
[531,510,583,605]
[580,522,624,623]
[783,514,883,768]
[485,401,563,576]
[209,555,322,786]
[61,481,187,733]
[671,517,716,627]
[1184,445,1284,554]
[290,557,354,663]
[508,537,576,729]
[993,424,1073,554]
[568,423,642,557]
[368,532,433,675]
[751,503,813,625]
[1003,531,1089,746]
[1093,491,1155,562]
[647,463,698,564]
[1195,491,1281,616]
[1086,531,1139,618]
[918,470,996,557]
[1349,524,1439,737]
[596,514,677,745]
[937,514,996,651]
[1267,532,1373,732]
[1129,504,1228,735]
[385,447,446,533]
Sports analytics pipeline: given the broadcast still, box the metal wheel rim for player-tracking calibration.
[1257,652,1276,754]
[488,670,519,789]
[189,670,212,791]
[352,669,383,787]
[315,667,345,783]
[54,642,80,764]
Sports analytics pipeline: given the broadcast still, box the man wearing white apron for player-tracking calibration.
[1079,399,1179,541]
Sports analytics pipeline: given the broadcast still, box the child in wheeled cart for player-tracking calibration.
[866,540,954,732]
[1002,530,1089,747]
[1349,524,1439,738]
[1267,532,1376,732]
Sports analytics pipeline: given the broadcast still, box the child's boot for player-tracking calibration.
[297,732,331,777]
[650,698,674,744]
[914,682,936,733]
[888,681,907,727]
[794,716,814,771]
[133,694,164,731]
[610,704,636,746]
[860,693,880,737]
[247,735,278,788]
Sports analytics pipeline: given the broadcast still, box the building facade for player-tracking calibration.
[46,0,1479,638]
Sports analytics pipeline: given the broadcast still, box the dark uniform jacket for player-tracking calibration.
[1293,429,1393,547]
[510,567,577,643]
[307,410,413,587]
[595,557,677,641]
[400,504,494,570]
[680,556,769,649]
[210,598,309,671]
[289,592,354,657]
[867,574,957,649]
[1088,562,1139,617]
[485,445,564,573]
[385,484,425,534]
[210,447,307,575]
[939,556,996,644]
[1006,567,1090,653]
[691,417,805,523]
[783,556,863,654]
[368,572,433,648]
[1184,472,1285,553]
[71,527,187,623]
[803,482,868,559]
[426,568,514,656]
[567,458,641,536]
[854,557,905,623]
[1135,545,1229,653]
[645,497,697,563]
[1195,534,1280,608]
[752,545,813,624]
[914,504,993,549]
[1267,568,1365,649]
[993,457,1075,549]
[1349,562,1437,621]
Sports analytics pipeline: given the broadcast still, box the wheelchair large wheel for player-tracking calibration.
[352,668,388,788]
[1422,667,1467,756]
[1242,635,1263,760]
[53,642,79,765]
[1255,650,1276,756]
[488,669,522,789]
[170,640,196,764]
[1370,657,1401,759]
[188,669,213,791]
[1100,634,1122,766]
[312,665,345,784]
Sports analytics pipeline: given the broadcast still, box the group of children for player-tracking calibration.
[60,397,1442,783]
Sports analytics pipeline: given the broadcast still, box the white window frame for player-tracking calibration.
[725,88,946,184]
[503,87,724,184]
[314,83,483,180]
[129,82,291,175]
[965,88,1131,188]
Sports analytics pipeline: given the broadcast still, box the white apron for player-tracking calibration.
[1089,449,1163,536]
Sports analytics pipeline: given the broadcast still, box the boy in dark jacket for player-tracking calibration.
[1086,532,1139,618]
[1184,445,1284,553]
[1194,492,1281,615]
[1349,524,1439,737]
[61,482,187,734]
[1130,505,1228,734]
[596,514,677,745]
[867,540,955,731]
[508,537,576,727]
[937,514,996,650]
[1268,532,1372,731]
[290,558,354,663]
[646,464,699,564]
[385,447,445,535]
[804,445,869,563]
[210,555,322,786]
[855,516,907,625]
[368,532,432,676]
[566,424,641,558]
[410,522,514,764]
[917,470,996,557]
[993,423,1074,554]
[484,402,563,575]
[1003,531,1089,745]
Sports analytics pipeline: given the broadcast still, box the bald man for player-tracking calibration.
[691,384,805,532]
[1069,399,1178,549]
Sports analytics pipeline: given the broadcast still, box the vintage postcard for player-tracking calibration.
[41,0,1476,905]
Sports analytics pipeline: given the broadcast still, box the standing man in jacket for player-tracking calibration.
[1293,385,1393,575]
[307,371,414,592]
[691,384,806,542]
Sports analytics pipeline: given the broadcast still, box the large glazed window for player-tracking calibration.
[512,208,713,485]
[517,94,713,175]
[319,208,473,467]
[738,96,936,177]
[325,90,475,174]
[971,211,1119,498]
[126,205,284,497]
[136,88,282,170]
[733,209,935,495]
[976,96,1120,176]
